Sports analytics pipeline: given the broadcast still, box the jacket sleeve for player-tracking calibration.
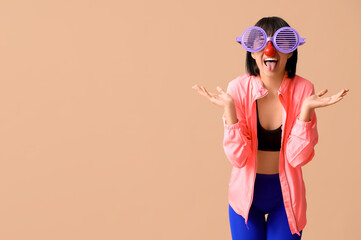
[222,81,252,168]
[285,84,319,168]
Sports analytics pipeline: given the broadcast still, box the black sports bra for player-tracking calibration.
[256,100,282,151]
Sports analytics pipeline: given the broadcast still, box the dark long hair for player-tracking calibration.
[245,16,298,78]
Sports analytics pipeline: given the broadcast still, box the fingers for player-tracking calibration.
[192,84,215,99]
[316,89,328,97]
[336,90,343,97]
[192,84,206,97]
[322,88,349,106]
[315,88,349,102]
[216,86,226,94]
[192,84,201,91]
[332,89,349,101]
[192,84,207,96]
[200,85,214,98]
[340,88,349,97]
[330,96,344,105]
[316,88,350,99]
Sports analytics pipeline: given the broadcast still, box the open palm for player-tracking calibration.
[192,84,234,108]
[303,88,349,109]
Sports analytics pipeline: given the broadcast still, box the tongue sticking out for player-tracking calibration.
[265,61,277,71]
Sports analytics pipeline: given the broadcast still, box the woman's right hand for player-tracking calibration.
[192,84,234,108]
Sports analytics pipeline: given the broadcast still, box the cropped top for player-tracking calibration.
[256,100,282,151]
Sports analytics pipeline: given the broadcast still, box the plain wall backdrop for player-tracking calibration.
[0,0,360,239]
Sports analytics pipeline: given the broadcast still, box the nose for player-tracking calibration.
[264,41,275,57]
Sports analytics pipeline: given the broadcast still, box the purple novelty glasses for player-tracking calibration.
[236,26,306,53]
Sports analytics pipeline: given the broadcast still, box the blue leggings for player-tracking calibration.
[228,173,303,240]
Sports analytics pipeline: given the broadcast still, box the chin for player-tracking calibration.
[261,69,282,77]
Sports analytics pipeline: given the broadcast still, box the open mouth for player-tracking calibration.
[264,58,278,65]
[264,58,278,71]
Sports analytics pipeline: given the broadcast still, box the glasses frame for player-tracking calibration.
[236,26,306,53]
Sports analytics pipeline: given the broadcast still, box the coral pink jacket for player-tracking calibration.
[222,73,318,236]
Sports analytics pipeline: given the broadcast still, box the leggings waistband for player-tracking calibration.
[256,173,280,180]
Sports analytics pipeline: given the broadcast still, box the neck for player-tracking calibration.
[259,71,286,95]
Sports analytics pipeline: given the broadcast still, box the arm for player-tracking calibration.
[285,84,319,168]
[222,82,252,168]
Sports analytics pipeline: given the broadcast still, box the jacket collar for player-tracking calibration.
[251,72,291,100]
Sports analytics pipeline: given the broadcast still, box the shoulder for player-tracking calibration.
[226,74,252,104]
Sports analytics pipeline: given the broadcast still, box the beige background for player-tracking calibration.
[0,0,360,239]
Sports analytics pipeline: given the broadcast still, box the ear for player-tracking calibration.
[288,52,293,59]
[251,52,256,60]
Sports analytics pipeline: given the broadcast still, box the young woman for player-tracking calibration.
[192,16,349,240]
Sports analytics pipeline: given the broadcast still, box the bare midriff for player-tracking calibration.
[256,150,280,174]
[255,89,283,175]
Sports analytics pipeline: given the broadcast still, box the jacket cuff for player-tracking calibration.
[290,118,313,140]
[223,114,242,130]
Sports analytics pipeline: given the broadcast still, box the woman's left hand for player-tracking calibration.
[302,88,349,110]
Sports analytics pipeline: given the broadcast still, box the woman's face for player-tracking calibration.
[251,40,293,78]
